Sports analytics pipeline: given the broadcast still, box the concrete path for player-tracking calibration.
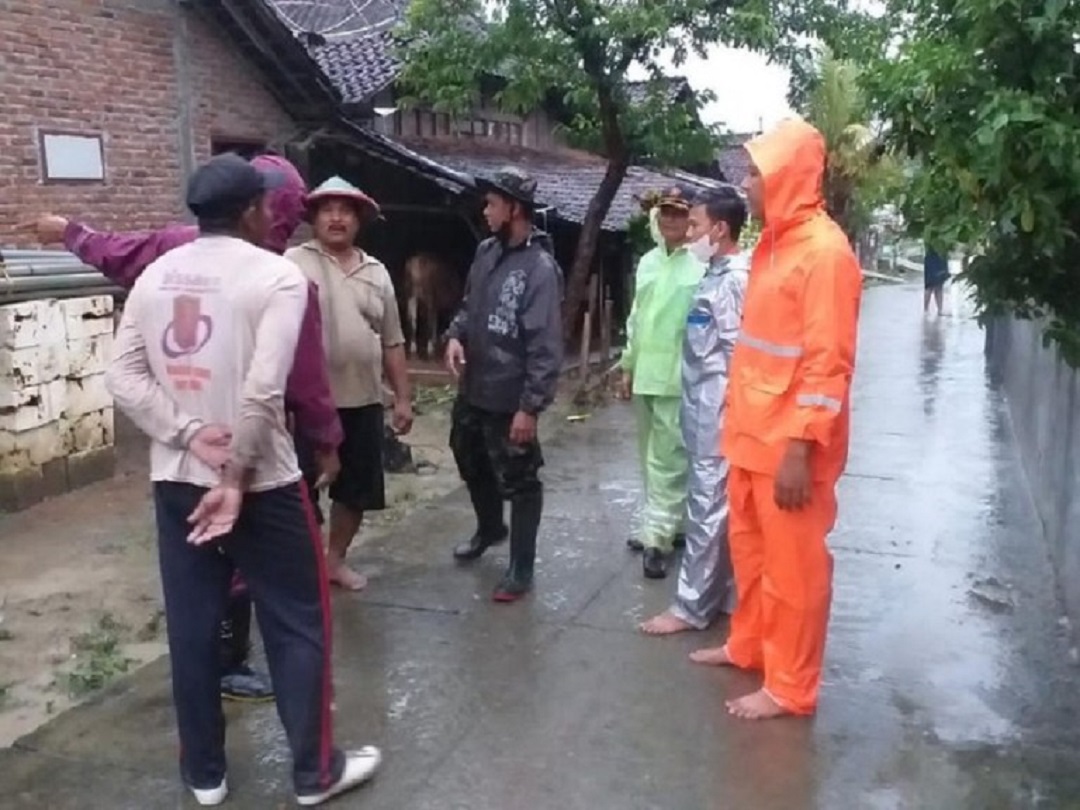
[3,284,1080,809]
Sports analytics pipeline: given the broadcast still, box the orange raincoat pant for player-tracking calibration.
[725,468,837,714]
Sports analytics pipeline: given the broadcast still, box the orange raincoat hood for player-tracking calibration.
[745,118,826,232]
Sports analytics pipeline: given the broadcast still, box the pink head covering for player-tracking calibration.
[250,153,308,255]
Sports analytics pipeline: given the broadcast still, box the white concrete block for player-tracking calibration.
[65,373,110,418]
[42,378,67,422]
[0,428,15,458]
[66,334,112,379]
[38,299,67,352]
[0,342,64,386]
[0,379,63,432]
[63,296,114,340]
[0,447,30,475]
[0,301,48,350]
[63,407,114,453]
[12,422,64,466]
[0,383,36,410]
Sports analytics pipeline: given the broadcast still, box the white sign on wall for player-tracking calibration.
[40,132,106,182]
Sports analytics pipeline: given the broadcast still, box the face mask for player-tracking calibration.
[688,234,714,263]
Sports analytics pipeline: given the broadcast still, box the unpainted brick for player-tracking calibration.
[1,1,297,248]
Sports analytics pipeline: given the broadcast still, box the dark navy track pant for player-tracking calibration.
[153,480,344,795]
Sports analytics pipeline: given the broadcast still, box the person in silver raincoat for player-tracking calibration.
[641,186,749,636]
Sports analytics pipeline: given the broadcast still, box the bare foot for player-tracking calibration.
[639,610,696,636]
[725,689,791,721]
[689,645,734,666]
[329,561,368,591]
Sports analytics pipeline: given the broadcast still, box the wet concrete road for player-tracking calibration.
[4,283,1080,809]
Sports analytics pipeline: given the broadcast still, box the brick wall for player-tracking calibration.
[0,0,297,246]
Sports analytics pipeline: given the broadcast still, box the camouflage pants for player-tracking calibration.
[449,398,543,499]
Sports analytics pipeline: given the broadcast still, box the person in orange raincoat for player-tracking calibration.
[690,118,862,720]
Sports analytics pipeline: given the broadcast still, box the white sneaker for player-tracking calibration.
[296,746,382,806]
[190,778,228,806]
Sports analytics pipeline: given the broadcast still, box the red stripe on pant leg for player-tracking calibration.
[298,483,334,790]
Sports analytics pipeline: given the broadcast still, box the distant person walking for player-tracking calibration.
[924,246,950,316]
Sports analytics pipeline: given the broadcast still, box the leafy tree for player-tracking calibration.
[396,0,866,334]
[865,0,1080,363]
[796,47,905,243]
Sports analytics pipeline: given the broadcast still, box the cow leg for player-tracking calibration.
[407,295,418,358]
[426,298,439,360]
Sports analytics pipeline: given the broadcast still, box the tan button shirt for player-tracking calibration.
[285,241,405,408]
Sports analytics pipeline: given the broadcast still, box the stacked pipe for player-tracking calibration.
[0,248,122,304]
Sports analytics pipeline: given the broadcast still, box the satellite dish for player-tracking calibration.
[373,107,399,118]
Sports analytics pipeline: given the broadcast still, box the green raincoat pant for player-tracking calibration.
[634,394,688,552]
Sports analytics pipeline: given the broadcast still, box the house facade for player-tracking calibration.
[0,0,300,247]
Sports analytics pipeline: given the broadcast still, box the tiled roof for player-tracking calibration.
[716,143,753,186]
[395,137,724,232]
[626,77,692,107]
[264,0,404,102]
[312,30,400,102]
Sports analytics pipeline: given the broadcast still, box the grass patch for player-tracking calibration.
[64,613,134,698]
[413,384,456,414]
[136,608,165,642]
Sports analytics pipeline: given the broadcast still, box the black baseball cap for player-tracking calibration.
[186,153,285,219]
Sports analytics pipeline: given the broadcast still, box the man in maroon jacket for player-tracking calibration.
[21,153,342,704]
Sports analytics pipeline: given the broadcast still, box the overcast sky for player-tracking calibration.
[682,47,796,133]
[629,45,796,135]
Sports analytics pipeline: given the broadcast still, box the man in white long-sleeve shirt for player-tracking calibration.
[106,154,380,807]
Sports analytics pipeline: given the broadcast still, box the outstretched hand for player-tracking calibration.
[187,486,242,545]
[14,215,69,245]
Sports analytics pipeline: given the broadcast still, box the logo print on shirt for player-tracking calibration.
[487,268,526,338]
[162,295,213,359]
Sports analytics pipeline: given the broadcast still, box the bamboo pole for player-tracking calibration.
[578,311,593,385]
[600,295,613,362]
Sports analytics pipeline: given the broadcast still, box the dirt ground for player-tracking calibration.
[0,376,592,747]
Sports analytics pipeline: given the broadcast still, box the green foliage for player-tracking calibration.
[64,614,133,698]
[396,0,734,165]
[395,0,873,326]
[562,84,722,169]
[796,47,906,241]
[865,0,1080,364]
[397,2,871,163]
[739,218,763,253]
[626,211,653,263]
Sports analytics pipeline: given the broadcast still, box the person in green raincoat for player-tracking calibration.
[618,185,705,579]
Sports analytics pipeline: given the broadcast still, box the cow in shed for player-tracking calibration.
[403,252,464,360]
